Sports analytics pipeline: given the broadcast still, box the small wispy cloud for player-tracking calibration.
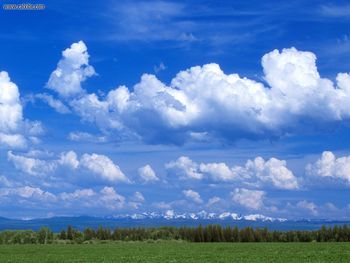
[154,62,167,73]
[319,4,350,18]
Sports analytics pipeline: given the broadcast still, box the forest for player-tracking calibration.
[1,225,350,244]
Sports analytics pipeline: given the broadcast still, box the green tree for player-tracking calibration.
[67,225,74,240]
[59,230,67,240]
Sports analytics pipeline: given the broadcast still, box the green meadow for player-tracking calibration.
[0,242,350,263]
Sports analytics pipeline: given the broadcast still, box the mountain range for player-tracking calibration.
[0,211,348,232]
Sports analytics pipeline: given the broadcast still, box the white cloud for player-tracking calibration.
[99,187,125,209]
[231,188,265,210]
[48,186,126,210]
[106,47,350,143]
[165,156,203,180]
[58,151,79,169]
[0,176,13,187]
[68,131,107,143]
[306,151,350,183]
[234,157,299,190]
[0,72,23,133]
[183,189,203,204]
[80,153,129,182]
[47,41,95,98]
[131,191,145,203]
[0,134,27,149]
[111,1,186,42]
[0,71,41,149]
[58,186,125,209]
[154,62,166,73]
[35,93,71,114]
[207,196,221,207]
[59,188,95,200]
[296,200,318,216]
[8,150,130,184]
[69,93,122,131]
[153,201,172,210]
[7,151,56,176]
[0,184,165,216]
[138,164,159,182]
[0,186,56,200]
[319,4,350,17]
[165,155,298,189]
[199,162,236,181]
[47,43,350,144]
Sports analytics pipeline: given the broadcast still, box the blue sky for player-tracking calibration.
[1,0,350,219]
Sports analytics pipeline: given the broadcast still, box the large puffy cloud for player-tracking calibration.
[306,151,350,183]
[231,188,265,210]
[0,186,127,214]
[58,151,79,169]
[0,72,23,132]
[7,151,129,183]
[199,162,236,182]
[0,72,41,148]
[165,155,298,189]
[182,189,203,204]
[137,164,159,182]
[7,151,56,176]
[80,153,129,183]
[0,186,56,200]
[58,187,126,210]
[232,157,299,190]
[165,156,203,180]
[44,43,350,144]
[47,41,95,98]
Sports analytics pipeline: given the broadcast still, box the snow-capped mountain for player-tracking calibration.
[111,210,287,222]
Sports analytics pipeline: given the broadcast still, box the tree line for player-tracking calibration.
[1,225,350,244]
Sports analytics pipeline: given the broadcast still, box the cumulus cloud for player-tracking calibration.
[0,71,41,148]
[0,134,27,149]
[165,156,203,180]
[0,186,126,212]
[58,151,79,169]
[306,151,350,183]
[231,188,265,210]
[0,72,23,133]
[199,162,236,182]
[232,157,299,190]
[165,155,298,189]
[138,164,159,182]
[80,153,129,183]
[58,186,126,209]
[132,191,145,203]
[183,189,203,204]
[98,187,125,209]
[47,41,95,98]
[59,188,95,200]
[41,44,350,144]
[7,151,56,176]
[296,200,318,216]
[7,150,130,183]
[0,186,56,200]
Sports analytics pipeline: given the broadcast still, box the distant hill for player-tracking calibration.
[0,211,348,232]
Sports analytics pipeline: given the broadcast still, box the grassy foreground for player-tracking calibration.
[0,242,350,262]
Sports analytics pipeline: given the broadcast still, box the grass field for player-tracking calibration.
[1,242,350,262]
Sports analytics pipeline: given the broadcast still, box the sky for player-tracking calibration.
[1,0,350,219]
